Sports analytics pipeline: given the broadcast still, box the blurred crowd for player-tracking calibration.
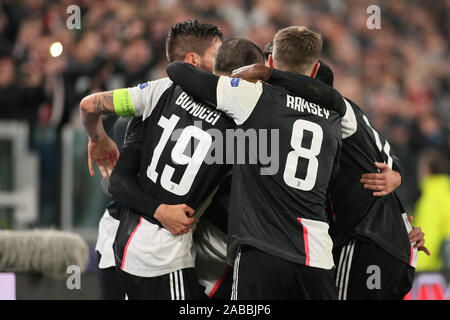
[0,0,448,231]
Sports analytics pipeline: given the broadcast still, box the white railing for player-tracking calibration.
[60,122,104,243]
[0,121,39,229]
[60,124,77,231]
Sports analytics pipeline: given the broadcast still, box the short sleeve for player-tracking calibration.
[341,98,357,139]
[216,76,263,125]
[119,77,173,119]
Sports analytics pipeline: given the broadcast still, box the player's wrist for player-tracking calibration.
[258,64,273,82]
[89,127,109,143]
[90,131,104,142]
[154,204,168,220]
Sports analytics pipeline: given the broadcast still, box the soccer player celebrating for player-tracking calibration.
[81,21,307,299]
[80,20,226,299]
[234,59,429,300]
[318,62,428,300]
[109,37,270,300]
[166,26,356,299]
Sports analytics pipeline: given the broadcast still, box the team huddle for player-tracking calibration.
[80,20,429,300]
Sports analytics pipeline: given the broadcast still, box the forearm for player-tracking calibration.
[110,172,161,222]
[166,62,218,106]
[109,147,161,223]
[81,111,106,141]
[80,91,115,140]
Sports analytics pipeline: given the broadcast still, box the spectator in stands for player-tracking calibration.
[413,149,450,271]
[0,0,448,227]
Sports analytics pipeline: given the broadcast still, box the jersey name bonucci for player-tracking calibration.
[114,78,234,277]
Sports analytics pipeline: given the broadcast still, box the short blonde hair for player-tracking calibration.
[273,26,322,74]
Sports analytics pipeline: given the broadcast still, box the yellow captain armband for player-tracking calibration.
[113,88,135,116]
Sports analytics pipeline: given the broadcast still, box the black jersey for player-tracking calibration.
[165,62,354,270]
[217,78,342,269]
[112,78,234,278]
[137,81,233,214]
[328,98,416,267]
[264,71,417,267]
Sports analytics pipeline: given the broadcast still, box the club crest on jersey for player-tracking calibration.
[139,82,149,89]
[230,78,241,87]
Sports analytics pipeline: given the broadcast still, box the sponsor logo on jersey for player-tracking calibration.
[139,82,149,89]
[230,78,241,87]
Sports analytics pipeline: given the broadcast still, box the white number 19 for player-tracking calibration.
[147,114,212,196]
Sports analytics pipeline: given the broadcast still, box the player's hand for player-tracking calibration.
[408,215,431,256]
[88,133,119,178]
[154,204,195,235]
[360,162,401,197]
[230,64,272,83]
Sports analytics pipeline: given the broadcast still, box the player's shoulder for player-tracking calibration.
[288,72,344,102]
[306,77,346,116]
[260,81,291,98]
[137,77,173,92]
[133,77,174,119]
[343,97,362,112]
[127,77,174,103]
[342,97,367,124]
[219,76,263,92]
[270,73,345,115]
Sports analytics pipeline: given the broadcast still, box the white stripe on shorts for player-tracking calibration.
[342,241,355,300]
[179,270,185,300]
[231,247,242,300]
[170,272,175,300]
[337,240,355,300]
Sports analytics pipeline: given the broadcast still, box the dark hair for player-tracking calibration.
[316,60,334,87]
[263,41,273,60]
[214,37,265,75]
[419,149,449,175]
[166,20,223,62]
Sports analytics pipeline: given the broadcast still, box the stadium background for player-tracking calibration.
[0,0,448,299]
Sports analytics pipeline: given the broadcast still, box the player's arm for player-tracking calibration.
[360,162,401,197]
[408,215,431,255]
[80,89,136,140]
[361,133,404,197]
[166,62,218,105]
[166,62,263,125]
[110,148,195,235]
[109,118,195,235]
[231,64,346,117]
[80,89,136,178]
[80,79,171,178]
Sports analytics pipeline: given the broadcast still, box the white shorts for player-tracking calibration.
[95,209,120,269]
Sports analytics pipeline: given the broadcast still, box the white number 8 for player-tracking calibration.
[283,119,323,191]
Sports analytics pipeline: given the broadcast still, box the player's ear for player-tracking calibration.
[268,54,274,68]
[185,52,200,68]
[310,61,320,78]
